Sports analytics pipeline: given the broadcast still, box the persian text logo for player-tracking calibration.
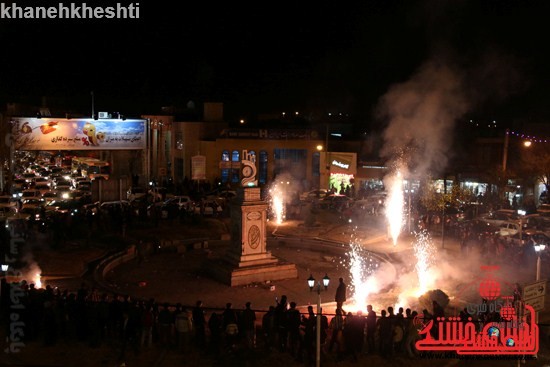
[1,2,140,19]
[4,219,27,353]
[415,266,539,356]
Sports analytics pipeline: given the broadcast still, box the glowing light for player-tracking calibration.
[272,195,284,224]
[347,242,381,313]
[269,183,286,225]
[413,229,436,296]
[385,170,405,245]
[34,273,43,289]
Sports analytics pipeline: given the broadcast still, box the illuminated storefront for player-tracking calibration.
[320,152,357,193]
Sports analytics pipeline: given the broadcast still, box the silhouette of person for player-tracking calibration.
[335,277,347,311]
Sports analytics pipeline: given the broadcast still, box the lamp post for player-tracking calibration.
[308,273,330,367]
[406,185,414,234]
[534,243,545,282]
[316,145,323,191]
[534,242,545,330]
[518,209,526,246]
[1,264,7,281]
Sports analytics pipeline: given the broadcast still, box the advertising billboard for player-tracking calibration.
[191,155,206,180]
[11,118,147,150]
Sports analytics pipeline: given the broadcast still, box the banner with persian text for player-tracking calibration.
[11,118,147,150]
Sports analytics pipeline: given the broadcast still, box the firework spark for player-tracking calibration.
[269,184,285,224]
[272,194,284,224]
[34,273,43,289]
[348,242,381,312]
[385,170,405,246]
[413,229,436,297]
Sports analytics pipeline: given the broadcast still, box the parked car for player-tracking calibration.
[99,200,131,214]
[75,181,92,192]
[320,194,353,211]
[528,232,550,245]
[164,195,193,212]
[499,221,521,237]
[0,206,18,220]
[300,189,329,202]
[41,190,59,204]
[538,204,550,217]
[127,186,148,201]
[21,198,45,210]
[354,195,386,215]
[193,198,223,216]
[35,182,52,196]
[21,189,42,201]
[508,230,550,248]
[477,211,515,227]
[216,190,237,205]
[148,187,168,202]
[12,178,27,192]
[0,195,17,209]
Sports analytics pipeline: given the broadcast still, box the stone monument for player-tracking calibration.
[209,149,298,286]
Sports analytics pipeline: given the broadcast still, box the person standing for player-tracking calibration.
[328,308,344,359]
[222,303,239,352]
[192,300,206,350]
[366,305,377,354]
[286,301,302,357]
[335,277,347,311]
[174,305,193,353]
[274,295,288,353]
[262,305,276,352]
[241,301,257,349]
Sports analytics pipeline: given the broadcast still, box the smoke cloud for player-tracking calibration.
[21,251,43,287]
[376,58,469,178]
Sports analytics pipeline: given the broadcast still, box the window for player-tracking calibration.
[231,150,240,183]
[273,149,307,179]
[259,151,268,185]
[221,150,230,183]
[175,132,183,150]
[312,152,320,177]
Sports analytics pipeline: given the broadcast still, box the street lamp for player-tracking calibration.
[534,243,545,282]
[533,242,545,332]
[308,273,330,367]
[1,264,7,272]
[518,209,526,245]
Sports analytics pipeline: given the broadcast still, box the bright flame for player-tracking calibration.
[273,196,284,224]
[347,242,382,313]
[34,273,43,289]
[385,170,405,245]
[269,183,286,224]
[394,230,436,309]
[413,230,435,296]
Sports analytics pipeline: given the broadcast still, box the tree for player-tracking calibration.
[418,177,475,213]
[520,142,550,196]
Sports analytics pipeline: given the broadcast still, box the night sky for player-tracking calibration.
[1,0,550,126]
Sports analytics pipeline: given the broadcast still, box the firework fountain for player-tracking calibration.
[343,59,474,312]
[269,180,287,225]
[22,253,44,289]
[267,171,300,226]
[345,170,438,312]
[384,168,405,246]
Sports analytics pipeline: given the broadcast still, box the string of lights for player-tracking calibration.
[466,120,549,144]
[506,129,549,144]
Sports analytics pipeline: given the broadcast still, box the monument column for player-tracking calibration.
[208,149,297,286]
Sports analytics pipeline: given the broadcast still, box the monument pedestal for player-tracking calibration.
[209,187,297,287]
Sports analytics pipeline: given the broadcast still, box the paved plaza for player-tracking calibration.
[3,212,550,366]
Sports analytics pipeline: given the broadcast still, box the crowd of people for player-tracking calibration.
[1,275,519,366]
